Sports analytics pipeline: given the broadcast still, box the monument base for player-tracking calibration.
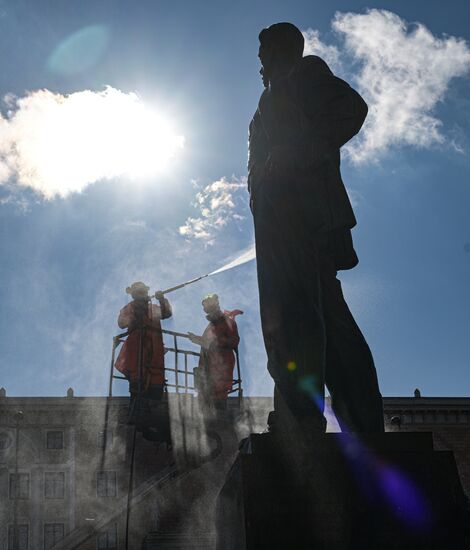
[216,432,469,549]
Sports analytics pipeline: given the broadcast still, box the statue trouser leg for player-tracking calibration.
[321,268,384,433]
[253,187,330,434]
[257,243,328,434]
[267,313,327,434]
[256,239,384,434]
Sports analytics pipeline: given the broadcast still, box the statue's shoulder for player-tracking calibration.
[258,87,270,103]
[256,87,272,114]
[294,55,334,81]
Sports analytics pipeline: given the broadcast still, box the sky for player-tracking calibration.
[1,0,470,399]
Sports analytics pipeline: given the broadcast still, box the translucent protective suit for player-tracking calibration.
[115,299,172,392]
[197,311,240,402]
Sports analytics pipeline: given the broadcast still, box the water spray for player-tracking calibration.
[156,244,256,297]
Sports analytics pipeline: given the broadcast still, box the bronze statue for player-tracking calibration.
[248,22,384,435]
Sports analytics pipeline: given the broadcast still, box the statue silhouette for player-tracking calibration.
[248,22,384,435]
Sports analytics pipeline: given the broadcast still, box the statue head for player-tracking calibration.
[258,22,304,84]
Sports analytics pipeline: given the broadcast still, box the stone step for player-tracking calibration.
[142,532,215,549]
[247,431,434,455]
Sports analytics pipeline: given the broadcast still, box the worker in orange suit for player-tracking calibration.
[115,281,172,400]
[189,294,242,410]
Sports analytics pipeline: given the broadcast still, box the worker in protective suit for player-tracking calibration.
[115,282,172,401]
[249,22,384,435]
[188,294,242,410]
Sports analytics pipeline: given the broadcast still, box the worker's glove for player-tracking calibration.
[155,290,165,301]
[188,332,203,346]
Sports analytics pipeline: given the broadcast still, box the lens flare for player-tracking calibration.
[47,25,110,76]
[375,460,432,530]
[335,434,433,532]
[298,374,324,411]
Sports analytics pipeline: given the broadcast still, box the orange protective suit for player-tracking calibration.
[115,299,172,390]
[198,310,241,401]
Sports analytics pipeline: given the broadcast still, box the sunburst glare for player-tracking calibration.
[1,86,184,198]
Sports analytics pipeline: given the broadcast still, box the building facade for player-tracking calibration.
[0,393,168,550]
[1,391,469,549]
[383,395,470,494]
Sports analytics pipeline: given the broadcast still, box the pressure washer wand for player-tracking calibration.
[158,273,210,296]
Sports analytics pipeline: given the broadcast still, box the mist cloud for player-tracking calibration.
[0,86,184,198]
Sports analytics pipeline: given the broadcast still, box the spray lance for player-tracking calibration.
[157,273,210,296]
[152,243,256,299]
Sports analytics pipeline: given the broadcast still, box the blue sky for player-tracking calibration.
[1,0,470,398]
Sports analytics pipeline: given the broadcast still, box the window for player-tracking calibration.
[8,524,28,550]
[9,473,30,499]
[44,523,64,549]
[97,471,117,497]
[45,472,65,499]
[447,412,457,424]
[46,431,63,450]
[97,431,113,449]
[0,431,12,450]
[97,525,117,549]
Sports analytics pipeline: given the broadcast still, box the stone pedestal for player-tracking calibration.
[216,432,469,549]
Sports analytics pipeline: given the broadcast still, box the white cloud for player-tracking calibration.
[330,9,470,162]
[0,87,184,198]
[179,177,248,245]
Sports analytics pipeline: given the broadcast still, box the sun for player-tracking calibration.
[109,98,185,179]
[12,87,185,197]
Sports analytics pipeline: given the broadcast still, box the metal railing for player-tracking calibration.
[108,328,242,399]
